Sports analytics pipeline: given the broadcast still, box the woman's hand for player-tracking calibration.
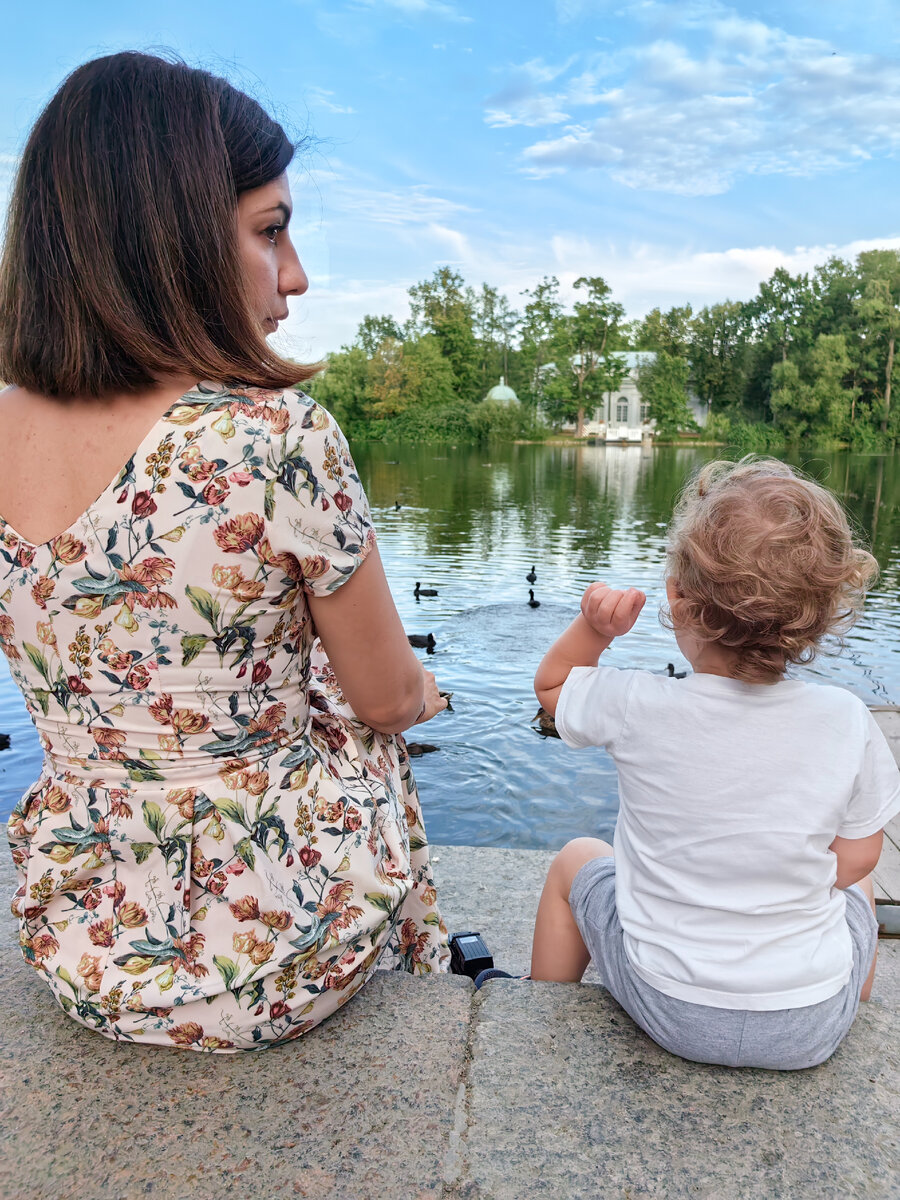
[580,582,646,641]
[413,669,448,725]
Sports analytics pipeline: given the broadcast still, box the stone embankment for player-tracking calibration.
[2,708,899,1198]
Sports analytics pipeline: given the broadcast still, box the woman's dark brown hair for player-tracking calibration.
[0,51,317,397]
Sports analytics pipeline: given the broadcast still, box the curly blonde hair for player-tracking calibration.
[664,457,878,683]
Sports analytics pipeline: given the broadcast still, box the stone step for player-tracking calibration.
[2,846,899,1199]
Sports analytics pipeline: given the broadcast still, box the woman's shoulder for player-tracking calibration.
[170,384,345,457]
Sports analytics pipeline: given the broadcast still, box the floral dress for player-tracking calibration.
[2,385,448,1051]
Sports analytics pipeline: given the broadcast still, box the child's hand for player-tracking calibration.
[581,582,646,640]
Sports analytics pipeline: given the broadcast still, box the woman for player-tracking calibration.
[0,52,448,1051]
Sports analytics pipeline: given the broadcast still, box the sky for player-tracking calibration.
[3,0,900,363]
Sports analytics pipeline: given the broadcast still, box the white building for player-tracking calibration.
[561,351,706,442]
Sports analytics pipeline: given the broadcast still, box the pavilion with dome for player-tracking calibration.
[483,377,519,405]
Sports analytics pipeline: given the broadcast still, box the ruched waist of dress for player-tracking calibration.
[33,725,319,793]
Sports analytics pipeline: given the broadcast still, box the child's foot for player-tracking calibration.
[474,968,530,989]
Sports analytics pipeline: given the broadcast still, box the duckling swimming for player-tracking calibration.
[528,589,540,609]
[414,582,438,598]
[531,707,559,738]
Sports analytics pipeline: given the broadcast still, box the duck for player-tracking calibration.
[532,707,560,738]
[666,663,688,679]
[407,632,436,652]
[526,565,537,584]
[0,732,9,751]
[406,742,440,757]
[528,589,540,609]
[394,500,401,511]
[414,581,438,598]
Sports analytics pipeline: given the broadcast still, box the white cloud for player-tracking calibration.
[331,181,475,228]
[487,8,900,195]
[305,86,356,115]
[483,57,579,128]
[546,233,900,316]
[276,215,900,358]
[353,0,471,19]
[485,95,571,128]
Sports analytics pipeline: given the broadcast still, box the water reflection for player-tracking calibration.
[3,443,900,846]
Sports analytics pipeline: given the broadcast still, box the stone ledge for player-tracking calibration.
[2,845,898,1200]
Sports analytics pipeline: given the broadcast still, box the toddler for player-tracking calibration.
[529,457,900,1070]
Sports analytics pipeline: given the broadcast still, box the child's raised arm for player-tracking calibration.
[534,583,645,716]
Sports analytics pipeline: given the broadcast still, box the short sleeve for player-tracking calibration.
[554,664,637,750]
[837,708,900,838]
[264,392,376,597]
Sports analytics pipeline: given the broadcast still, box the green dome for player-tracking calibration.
[484,377,519,405]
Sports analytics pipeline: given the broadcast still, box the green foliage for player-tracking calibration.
[636,352,697,438]
[407,267,480,404]
[307,250,900,448]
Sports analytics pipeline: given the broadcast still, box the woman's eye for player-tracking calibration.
[264,225,283,244]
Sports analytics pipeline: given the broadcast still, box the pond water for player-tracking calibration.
[3,443,900,849]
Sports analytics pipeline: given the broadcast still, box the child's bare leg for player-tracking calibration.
[856,873,878,1002]
[531,837,614,981]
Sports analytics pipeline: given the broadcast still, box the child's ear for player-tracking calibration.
[665,577,682,604]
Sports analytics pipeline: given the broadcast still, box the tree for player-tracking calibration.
[689,301,749,417]
[747,267,813,364]
[366,334,456,418]
[355,314,402,357]
[636,304,693,357]
[856,249,900,437]
[811,334,857,439]
[308,345,370,433]
[637,353,697,438]
[520,277,566,416]
[407,267,480,403]
[565,276,627,437]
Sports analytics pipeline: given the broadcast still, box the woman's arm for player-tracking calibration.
[308,543,444,733]
[534,583,645,716]
[829,830,884,890]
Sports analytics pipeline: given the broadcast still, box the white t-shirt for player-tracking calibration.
[556,667,900,1010]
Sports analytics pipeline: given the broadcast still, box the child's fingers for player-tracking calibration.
[583,585,618,628]
[583,586,645,636]
[580,582,608,622]
[612,588,646,633]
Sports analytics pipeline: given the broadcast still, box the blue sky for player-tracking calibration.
[4,0,900,361]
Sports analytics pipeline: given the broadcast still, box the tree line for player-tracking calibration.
[308,250,900,449]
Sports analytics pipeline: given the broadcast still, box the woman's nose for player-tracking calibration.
[281,246,309,297]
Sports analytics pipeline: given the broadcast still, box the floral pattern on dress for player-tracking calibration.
[2,384,448,1051]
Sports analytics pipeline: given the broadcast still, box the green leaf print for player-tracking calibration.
[184,586,221,631]
[213,797,249,828]
[213,955,239,989]
[142,801,165,839]
[234,837,256,868]
[364,892,397,914]
[132,842,156,864]
[181,633,211,666]
[264,477,276,521]
[126,764,166,783]
[22,643,51,683]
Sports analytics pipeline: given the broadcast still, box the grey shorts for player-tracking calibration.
[570,857,878,1071]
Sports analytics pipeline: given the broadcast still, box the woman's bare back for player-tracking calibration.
[0,375,197,546]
